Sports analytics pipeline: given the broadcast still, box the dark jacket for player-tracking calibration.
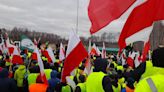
[0,68,18,92]
[48,70,60,92]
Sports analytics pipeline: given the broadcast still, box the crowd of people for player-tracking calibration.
[0,41,164,92]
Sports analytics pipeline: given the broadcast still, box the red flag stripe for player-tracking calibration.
[62,42,88,82]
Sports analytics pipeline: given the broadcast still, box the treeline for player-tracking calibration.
[0,27,119,48]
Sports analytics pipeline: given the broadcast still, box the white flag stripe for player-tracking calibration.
[59,43,65,61]
[66,31,80,57]
[34,46,45,75]
[47,47,56,63]
[125,26,153,45]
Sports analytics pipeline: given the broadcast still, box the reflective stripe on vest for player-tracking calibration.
[146,78,157,92]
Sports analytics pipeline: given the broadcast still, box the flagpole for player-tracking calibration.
[76,0,79,34]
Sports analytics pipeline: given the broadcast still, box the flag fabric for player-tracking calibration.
[90,43,97,56]
[59,43,65,61]
[42,50,52,63]
[20,35,35,52]
[11,45,23,64]
[101,42,106,58]
[47,47,56,63]
[34,46,48,84]
[31,52,37,61]
[61,32,88,82]
[141,40,150,62]
[90,43,101,56]
[84,40,92,75]
[118,0,164,52]
[96,47,101,56]
[88,0,136,34]
[126,52,135,68]
[4,33,23,64]
[134,51,141,68]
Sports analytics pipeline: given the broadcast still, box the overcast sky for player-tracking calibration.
[0,0,144,38]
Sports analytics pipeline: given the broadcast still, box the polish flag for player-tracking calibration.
[61,32,88,82]
[118,0,164,59]
[47,47,56,63]
[90,43,100,56]
[34,46,48,84]
[42,50,52,63]
[84,40,92,75]
[96,47,101,56]
[88,0,136,34]
[141,40,150,62]
[59,43,65,61]
[4,34,23,64]
[12,46,23,65]
[90,43,97,56]
[102,42,106,58]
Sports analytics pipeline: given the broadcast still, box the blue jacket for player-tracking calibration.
[48,70,60,92]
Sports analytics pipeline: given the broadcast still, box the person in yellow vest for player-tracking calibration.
[109,74,121,92]
[61,83,73,92]
[44,69,52,80]
[27,73,39,85]
[124,47,164,82]
[86,58,113,92]
[135,74,164,92]
[75,74,86,92]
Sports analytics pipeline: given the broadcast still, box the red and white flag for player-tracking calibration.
[90,43,101,56]
[84,40,92,75]
[61,32,88,82]
[90,43,97,56]
[42,50,52,63]
[11,45,23,65]
[141,40,150,62]
[34,46,48,84]
[4,33,23,64]
[59,43,65,61]
[118,0,164,60]
[46,47,56,63]
[88,0,136,34]
[102,42,106,58]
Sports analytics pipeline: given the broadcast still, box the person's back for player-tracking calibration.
[29,83,48,92]
[86,58,113,92]
[0,68,18,92]
[14,65,27,87]
[48,70,60,92]
[135,74,164,92]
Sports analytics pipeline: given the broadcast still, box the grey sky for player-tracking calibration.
[0,0,143,38]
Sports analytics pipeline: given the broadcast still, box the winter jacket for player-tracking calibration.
[48,70,60,92]
[14,65,29,87]
[0,68,18,92]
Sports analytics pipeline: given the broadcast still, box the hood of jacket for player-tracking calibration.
[51,70,58,79]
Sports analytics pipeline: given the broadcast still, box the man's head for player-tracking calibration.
[93,58,108,73]
[152,47,164,67]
